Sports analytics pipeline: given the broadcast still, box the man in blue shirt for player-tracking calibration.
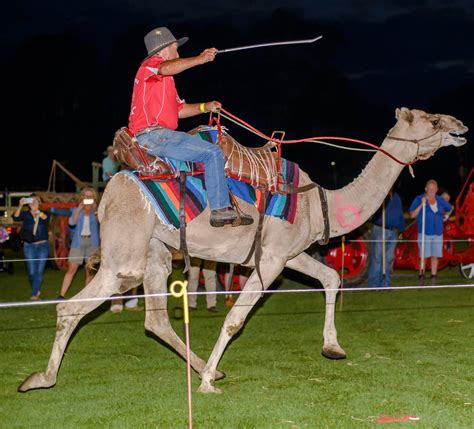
[409,179,452,285]
[368,190,405,289]
[102,146,119,182]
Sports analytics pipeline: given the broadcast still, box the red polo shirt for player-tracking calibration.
[128,55,185,134]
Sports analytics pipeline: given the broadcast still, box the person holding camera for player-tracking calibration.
[12,194,50,300]
[58,188,100,299]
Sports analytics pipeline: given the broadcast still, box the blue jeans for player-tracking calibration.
[23,241,49,296]
[136,128,230,210]
[368,225,398,288]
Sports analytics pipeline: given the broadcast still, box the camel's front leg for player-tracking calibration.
[18,269,122,392]
[198,256,286,394]
[142,239,225,380]
[286,252,346,359]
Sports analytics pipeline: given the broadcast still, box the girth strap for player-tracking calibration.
[242,181,330,275]
[253,189,267,290]
[179,172,191,273]
[283,181,330,245]
[242,187,268,291]
[315,183,330,245]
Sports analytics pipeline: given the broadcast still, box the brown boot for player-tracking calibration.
[210,208,254,227]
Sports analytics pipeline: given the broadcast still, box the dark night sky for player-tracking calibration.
[2,0,473,203]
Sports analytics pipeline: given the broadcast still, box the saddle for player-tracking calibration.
[112,128,175,178]
[112,126,281,191]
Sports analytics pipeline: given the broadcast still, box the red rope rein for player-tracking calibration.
[219,108,416,166]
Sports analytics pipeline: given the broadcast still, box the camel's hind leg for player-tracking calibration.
[18,269,122,392]
[142,238,225,380]
[286,252,346,359]
[198,255,286,394]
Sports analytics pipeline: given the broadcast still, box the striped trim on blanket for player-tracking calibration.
[121,170,207,229]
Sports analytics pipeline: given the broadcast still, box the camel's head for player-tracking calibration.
[393,107,468,160]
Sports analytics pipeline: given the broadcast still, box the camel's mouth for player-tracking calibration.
[448,129,467,146]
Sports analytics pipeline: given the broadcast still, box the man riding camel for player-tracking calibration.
[128,27,253,227]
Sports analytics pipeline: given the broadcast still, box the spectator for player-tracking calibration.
[58,188,100,298]
[12,194,50,300]
[368,189,404,289]
[110,288,144,313]
[440,191,453,221]
[0,226,9,272]
[409,179,452,285]
[223,265,250,307]
[102,145,119,182]
[187,258,218,312]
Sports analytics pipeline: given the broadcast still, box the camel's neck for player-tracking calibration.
[325,131,417,237]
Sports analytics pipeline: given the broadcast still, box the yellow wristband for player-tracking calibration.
[199,103,206,113]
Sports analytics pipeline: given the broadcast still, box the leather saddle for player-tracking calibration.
[113,128,174,178]
[112,126,280,189]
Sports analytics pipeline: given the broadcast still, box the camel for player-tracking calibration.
[18,108,467,394]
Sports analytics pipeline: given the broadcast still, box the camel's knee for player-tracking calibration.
[225,318,245,337]
[320,268,340,291]
[56,302,73,318]
[144,310,169,334]
[117,271,144,288]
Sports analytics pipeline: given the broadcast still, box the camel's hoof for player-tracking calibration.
[215,370,226,381]
[18,372,56,392]
[197,382,223,394]
[322,345,347,360]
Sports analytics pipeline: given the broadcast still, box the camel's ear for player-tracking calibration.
[395,107,414,124]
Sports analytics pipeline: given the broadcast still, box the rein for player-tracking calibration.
[217,108,444,167]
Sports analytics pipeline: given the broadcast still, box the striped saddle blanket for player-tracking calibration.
[121,129,300,229]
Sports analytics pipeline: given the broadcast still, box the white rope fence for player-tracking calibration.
[1,256,90,263]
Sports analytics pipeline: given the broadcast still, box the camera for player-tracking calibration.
[23,197,34,204]
[83,198,94,205]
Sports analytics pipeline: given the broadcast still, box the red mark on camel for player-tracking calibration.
[335,191,361,229]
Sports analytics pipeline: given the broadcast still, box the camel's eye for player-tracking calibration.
[431,119,440,127]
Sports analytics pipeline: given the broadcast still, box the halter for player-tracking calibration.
[385,129,443,163]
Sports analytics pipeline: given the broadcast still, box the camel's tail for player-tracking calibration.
[86,249,101,276]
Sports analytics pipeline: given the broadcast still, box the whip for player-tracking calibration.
[217,35,322,54]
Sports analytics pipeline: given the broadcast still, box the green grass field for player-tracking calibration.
[0,252,473,428]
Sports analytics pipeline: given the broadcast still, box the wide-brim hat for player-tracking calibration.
[144,27,188,58]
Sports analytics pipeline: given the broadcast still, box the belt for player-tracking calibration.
[31,240,48,245]
[81,235,91,238]
[135,125,165,138]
